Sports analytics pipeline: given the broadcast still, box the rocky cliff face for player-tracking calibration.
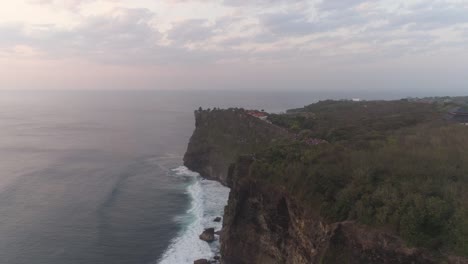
[184,109,468,264]
[183,109,290,185]
[221,156,453,264]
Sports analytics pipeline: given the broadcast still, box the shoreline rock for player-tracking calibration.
[199,228,215,242]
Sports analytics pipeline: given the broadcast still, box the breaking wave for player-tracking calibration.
[158,166,229,264]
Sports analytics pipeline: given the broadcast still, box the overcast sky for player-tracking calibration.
[0,0,467,93]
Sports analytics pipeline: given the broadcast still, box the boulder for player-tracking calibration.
[194,259,209,264]
[213,217,222,222]
[199,228,215,242]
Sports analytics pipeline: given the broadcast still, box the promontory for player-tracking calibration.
[184,98,468,264]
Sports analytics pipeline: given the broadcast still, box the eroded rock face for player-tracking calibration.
[199,228,215,243]
[221,159,323,264]
[183,109,290,185]
[220,156,464,264]
[184,109,468,264]
[321,223,437,264]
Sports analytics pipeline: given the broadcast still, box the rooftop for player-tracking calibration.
[450,107,468,116]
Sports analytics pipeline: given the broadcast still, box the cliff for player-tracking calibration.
[221,156,449,264]
[183,108,290,185]
[184,106,468,264]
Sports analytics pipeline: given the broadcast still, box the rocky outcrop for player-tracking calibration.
[221,158,317,264]
[199,228,215,243]
[184,108,468,264]
[183,109,290,185]
[221,156,465,264]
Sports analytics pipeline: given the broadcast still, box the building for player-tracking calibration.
[247,110,268,121]
[448,107,468,125]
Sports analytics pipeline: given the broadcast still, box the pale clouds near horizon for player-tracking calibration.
[0,0,467,92]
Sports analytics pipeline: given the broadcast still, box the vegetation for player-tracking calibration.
[249,100,468,257]
[269,100,439,144]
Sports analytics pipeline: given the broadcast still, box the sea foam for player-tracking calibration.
[158,166,230,264]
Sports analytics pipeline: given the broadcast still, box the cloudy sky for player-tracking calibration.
[1,0,467,92]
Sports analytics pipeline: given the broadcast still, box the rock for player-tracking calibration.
[186,107,468,264]
[183,109,291,185]
[213,217,222,222]
[213,255,220,260]
[199,228,215,242]
[194,259,209,264]
[215,230,222,236]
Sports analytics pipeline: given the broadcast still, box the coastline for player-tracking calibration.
[158,166,229,264]
[180,105,468,264]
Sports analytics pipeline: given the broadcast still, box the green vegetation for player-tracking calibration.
[249,100,468,256]
[269,100,438,144]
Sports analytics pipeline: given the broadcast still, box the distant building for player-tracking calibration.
[247,110,268,121]
[448,107,468,125]
[352,98,361,102]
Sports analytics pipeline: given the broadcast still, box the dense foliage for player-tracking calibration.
[269,100,438,144]
[250,100,468,257]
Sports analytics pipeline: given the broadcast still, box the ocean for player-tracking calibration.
[0,90,406,264]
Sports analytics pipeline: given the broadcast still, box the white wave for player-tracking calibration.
[172,166,200,178]
[158,166,230,264]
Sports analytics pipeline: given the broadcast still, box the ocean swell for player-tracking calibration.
[158,166,229,264]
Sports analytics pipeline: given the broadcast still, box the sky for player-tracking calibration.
[0,0,467,93]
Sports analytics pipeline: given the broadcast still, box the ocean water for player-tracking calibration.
[0,90,406,264]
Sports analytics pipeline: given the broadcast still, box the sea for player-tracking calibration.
[0,90,408,264]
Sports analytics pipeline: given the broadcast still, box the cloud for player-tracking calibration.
[1,0,467,67]
[222,0,303,6]
[167,19,216,45]
[0,24,28,46]
[28,0,117,10]
[317,0,367,11]
[0,8,161,62]
[260,7,368,36]
[168,0,304,6]
[383,2,468,31]
[260,12,315,35]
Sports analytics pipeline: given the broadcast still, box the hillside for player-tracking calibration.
[184,100,468,264]
[184,108,291,185]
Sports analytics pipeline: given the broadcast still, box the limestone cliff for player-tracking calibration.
[184,108,468,264]
[183,108,290,185]
[221,156,455,264]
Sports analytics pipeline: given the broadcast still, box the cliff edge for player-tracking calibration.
[183,105,468,264]
[183,108,290,185]
[221,156,448,264]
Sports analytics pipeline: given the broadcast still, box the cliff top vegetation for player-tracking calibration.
[245,99,468,257]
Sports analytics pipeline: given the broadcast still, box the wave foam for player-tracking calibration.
[158,166,230,264]
[172,166,200,178]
